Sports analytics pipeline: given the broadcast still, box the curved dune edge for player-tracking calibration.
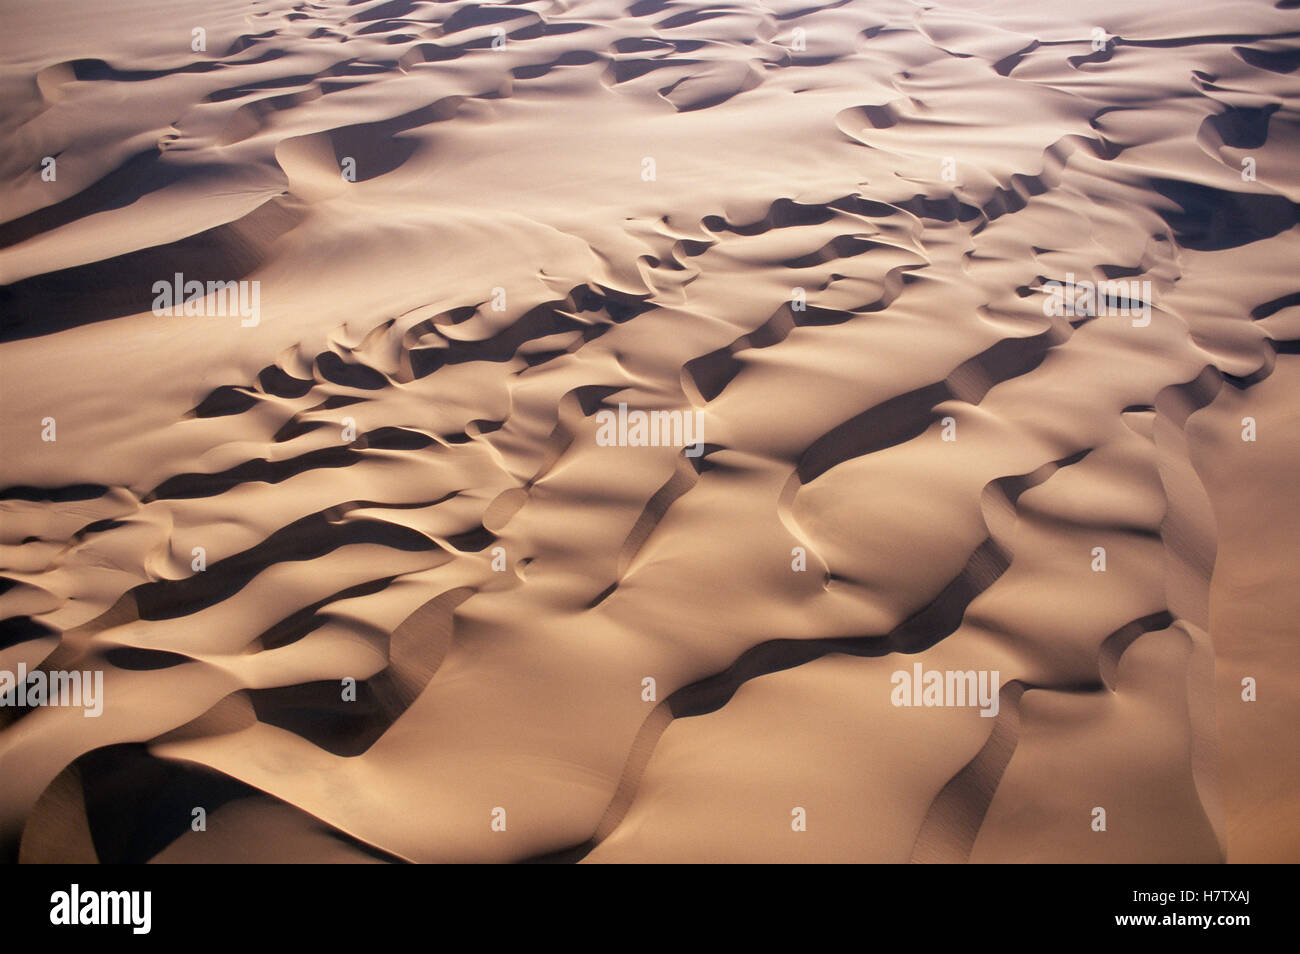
[526,447,1095,862]
[537,349,1279,863]
[911,363,1236,864]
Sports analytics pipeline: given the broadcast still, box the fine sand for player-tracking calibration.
[1,0,1297,863]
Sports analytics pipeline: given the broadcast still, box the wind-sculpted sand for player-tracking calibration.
[1,0,1297,863]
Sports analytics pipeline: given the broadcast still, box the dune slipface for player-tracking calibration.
[0,0,1297,866]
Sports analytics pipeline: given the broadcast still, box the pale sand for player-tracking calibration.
[1,0,1297,862]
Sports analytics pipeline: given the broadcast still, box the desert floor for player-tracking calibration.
[1,0,1297,863]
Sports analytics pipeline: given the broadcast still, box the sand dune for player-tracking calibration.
[1,0,1297,863]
